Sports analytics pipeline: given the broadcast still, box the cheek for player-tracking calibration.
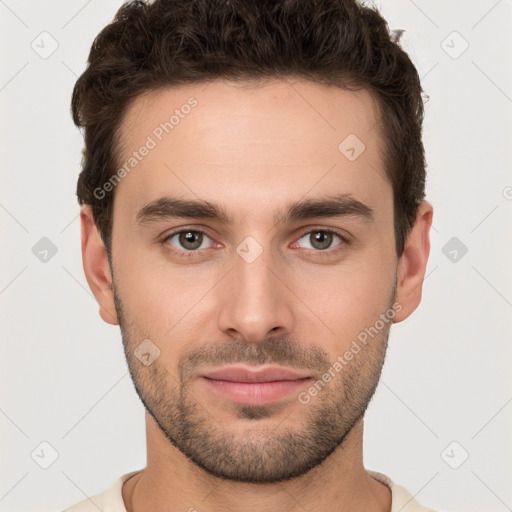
[114,254,215,341]
[113,254,171,333]
[287,252,395,346]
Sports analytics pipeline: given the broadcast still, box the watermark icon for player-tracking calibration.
[236,236,264,263]
[442,236,468,263]
[298,301,402,405]
[31,31,59,59]
[134,338,161,366]
[93,97,198,200]
[31,441,59,469]
[440,31,469,60]
[440,441,469,469]
[32,237,58,263]
[338,134,366,161]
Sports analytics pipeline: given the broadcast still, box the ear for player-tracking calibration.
[393,200,433,323]
[80,205,119,326]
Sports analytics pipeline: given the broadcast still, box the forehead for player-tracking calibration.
[114,78,389,217]
[119,78,382,152]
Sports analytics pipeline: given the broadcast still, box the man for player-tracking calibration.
[65,0,438,510]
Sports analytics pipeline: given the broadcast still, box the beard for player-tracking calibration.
[112,275,395,484]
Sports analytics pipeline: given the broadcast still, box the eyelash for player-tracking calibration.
[161,227,350,258]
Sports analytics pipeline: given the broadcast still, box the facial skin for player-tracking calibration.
[80,78,432,512]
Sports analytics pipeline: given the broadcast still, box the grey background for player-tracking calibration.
[1,1,511,511]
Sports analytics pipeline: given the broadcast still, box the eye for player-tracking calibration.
[294,229,346,251]
[164,230,214,252]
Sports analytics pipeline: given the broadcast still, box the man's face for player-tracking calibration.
[108,79,399,482]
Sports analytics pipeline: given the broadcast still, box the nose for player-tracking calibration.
[216,245,294,343]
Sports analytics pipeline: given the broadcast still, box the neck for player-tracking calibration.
[122,414,391,512]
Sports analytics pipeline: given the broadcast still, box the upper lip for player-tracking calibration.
[201,366,311,383]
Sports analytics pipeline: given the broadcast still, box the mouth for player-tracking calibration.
[199,366,313,405]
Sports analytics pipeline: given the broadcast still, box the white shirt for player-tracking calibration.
[63,469,439,511]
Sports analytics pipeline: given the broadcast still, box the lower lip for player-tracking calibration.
[200,377,312,405]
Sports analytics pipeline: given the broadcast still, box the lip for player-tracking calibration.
[201,366,311,383]
[199,366,312,405]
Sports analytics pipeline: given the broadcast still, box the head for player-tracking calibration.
[75,0,432,483]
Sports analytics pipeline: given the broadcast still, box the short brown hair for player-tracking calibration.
[72,0,427,258]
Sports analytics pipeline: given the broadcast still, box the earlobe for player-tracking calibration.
[393,201,433,323]
[80,205,119,326]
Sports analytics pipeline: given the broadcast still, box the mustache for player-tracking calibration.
[178,336,331,379]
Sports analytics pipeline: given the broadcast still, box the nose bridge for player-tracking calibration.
[217,239,293,341]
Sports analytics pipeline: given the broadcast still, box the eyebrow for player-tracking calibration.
[135,193,374,226]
